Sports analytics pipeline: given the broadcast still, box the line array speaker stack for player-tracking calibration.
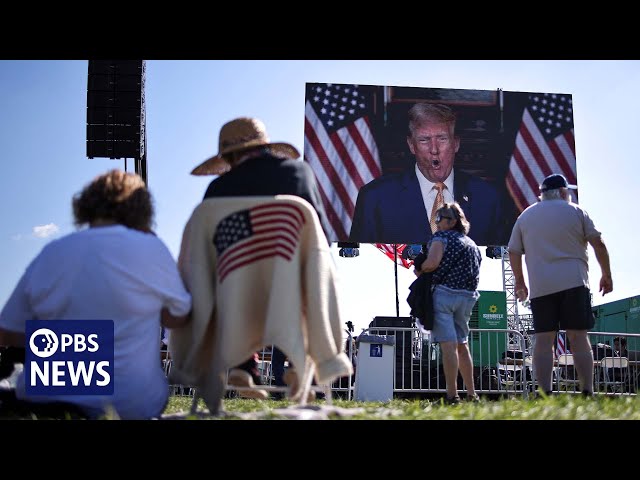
[86,60,145,160]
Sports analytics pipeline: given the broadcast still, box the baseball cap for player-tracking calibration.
[539,173,578,192]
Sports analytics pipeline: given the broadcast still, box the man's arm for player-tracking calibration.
[588,235,613,296]
[508,250,528,302]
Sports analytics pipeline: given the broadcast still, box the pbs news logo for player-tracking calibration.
[26,320,114,395]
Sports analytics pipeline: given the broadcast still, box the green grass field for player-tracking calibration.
[163,393,640,420]
[2,393,637,419]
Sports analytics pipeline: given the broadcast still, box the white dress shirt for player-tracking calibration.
[415,164,454,217]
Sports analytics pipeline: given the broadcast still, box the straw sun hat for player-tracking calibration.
[190,117,301,175]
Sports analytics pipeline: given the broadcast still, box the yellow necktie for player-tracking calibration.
[429,182,445,233]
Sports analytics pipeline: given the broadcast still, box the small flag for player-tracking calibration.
[556,331,570,357]
[374,243,413,269]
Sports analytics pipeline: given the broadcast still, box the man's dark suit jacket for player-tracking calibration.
[203,153,331,244]
[349,168,505,246]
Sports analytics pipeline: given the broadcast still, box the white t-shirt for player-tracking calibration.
[508,199,601,299]
[0,225,192,419]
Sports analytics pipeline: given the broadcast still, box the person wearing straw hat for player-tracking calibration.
[191,117,329,223]
[189,117,330,400]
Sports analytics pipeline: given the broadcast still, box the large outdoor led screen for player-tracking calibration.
[303,83,577,246]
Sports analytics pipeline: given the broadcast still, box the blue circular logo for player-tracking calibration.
[29,328,59,358]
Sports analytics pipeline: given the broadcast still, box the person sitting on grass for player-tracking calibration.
[0,170,192,419]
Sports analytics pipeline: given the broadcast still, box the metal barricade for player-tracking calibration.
[589,331,639,395]
[358,326,530,398]
[330,330,356,400]
[164,326,639,400]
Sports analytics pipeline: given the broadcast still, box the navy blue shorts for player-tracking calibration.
[530,286,595,333]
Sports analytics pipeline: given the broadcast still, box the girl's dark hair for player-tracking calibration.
[72,170,153,232]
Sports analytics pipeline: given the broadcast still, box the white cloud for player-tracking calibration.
[32,223,60,238]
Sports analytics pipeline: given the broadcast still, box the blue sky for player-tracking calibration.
[1,60,637,334]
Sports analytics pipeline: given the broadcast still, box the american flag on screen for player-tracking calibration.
[556,331,570,357]
[213,202,305,282]
[304,83,382,241]
[375,244,413,269]
[506,93,577,212]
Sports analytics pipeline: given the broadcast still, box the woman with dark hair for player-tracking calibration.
[0,170,191,419]
[415,201,482,404]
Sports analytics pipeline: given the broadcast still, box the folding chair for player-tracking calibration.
[496,362,523,393]
[168,195,353,415]
[556,354,580,393]
[600,357,630,393]
[523,355,535,394]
